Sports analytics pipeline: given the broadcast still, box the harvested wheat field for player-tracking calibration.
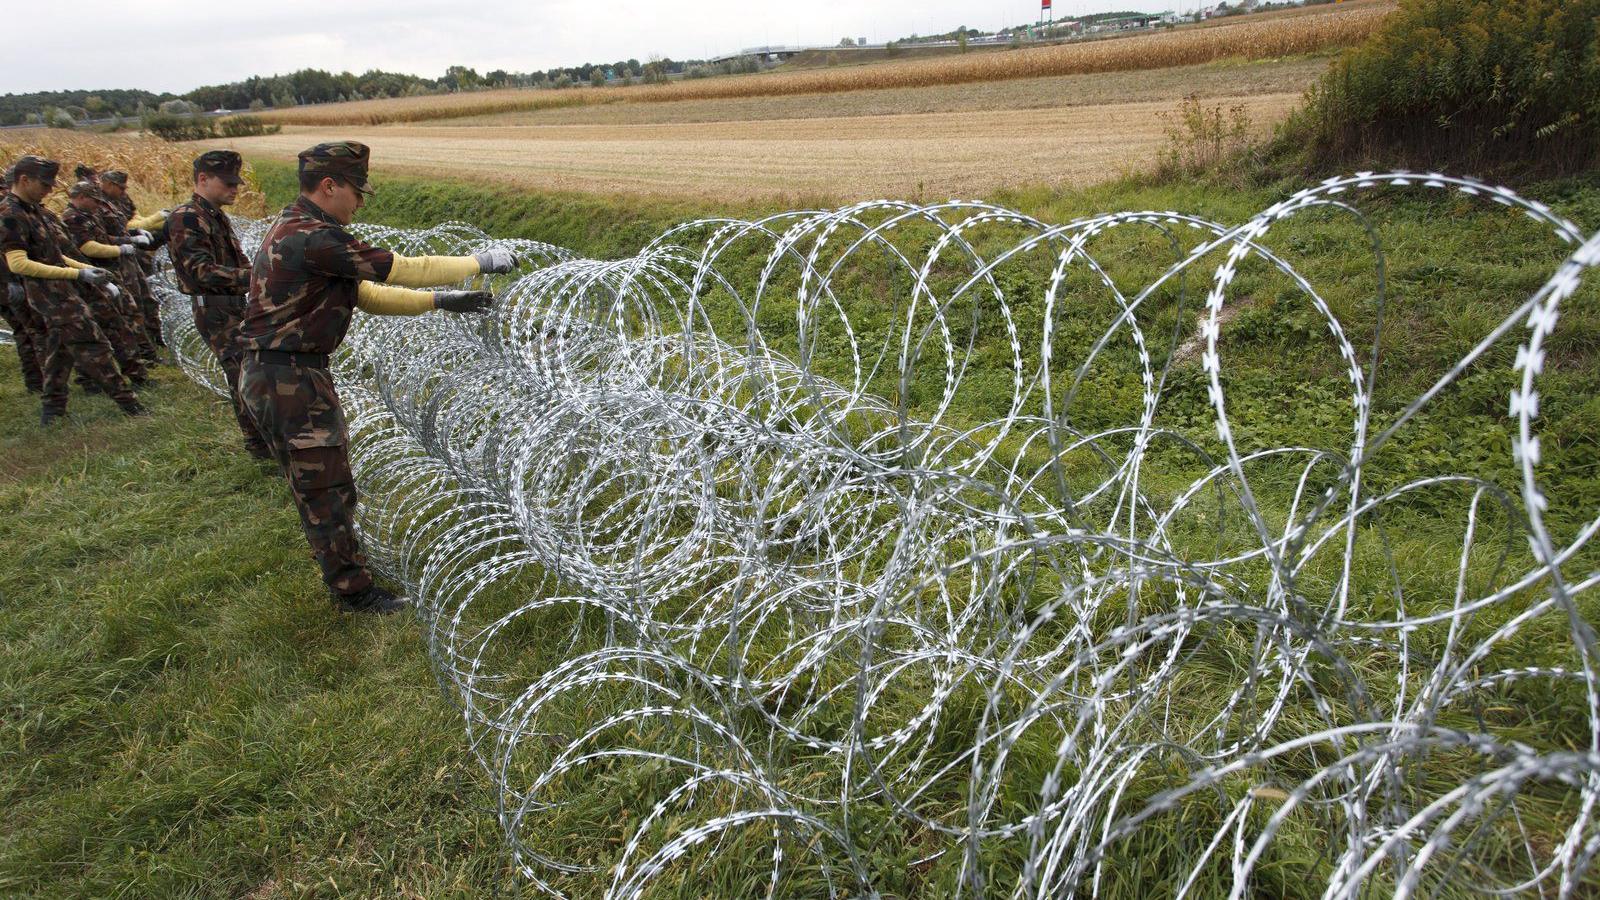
[224,93,1301,202]
[259,0,1390,127]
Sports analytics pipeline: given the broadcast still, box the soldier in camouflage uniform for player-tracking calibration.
[0,169,45,394]
[1,156,145,424]
[98,171,168,351]
[168,150,269,458]
[240,140,511,614]
[62,182,150,386]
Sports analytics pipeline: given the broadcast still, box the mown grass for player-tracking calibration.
[4,164,1598,896]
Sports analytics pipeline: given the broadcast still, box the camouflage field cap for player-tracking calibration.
[298,141,373,195]
[12,156,60,184]
[73,164,97,181]
[67,180,101,199]
[100,170,129,186]
[194,150,244,186]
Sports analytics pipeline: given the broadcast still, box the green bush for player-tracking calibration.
[142,111,214,142]
[1284,0,1600,177]
[216,114,280,138]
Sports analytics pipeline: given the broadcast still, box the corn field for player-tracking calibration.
[0,131,269,218]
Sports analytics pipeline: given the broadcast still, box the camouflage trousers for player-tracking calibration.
[131,253,163,347]
[1,285,45,393]
[239,353,373,597]
[81,285,147,384]
[26,280,138,413]
[115,256,158,362]
[192,295,268,454]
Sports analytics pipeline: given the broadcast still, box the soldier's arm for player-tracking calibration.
[303,228,397,282]
[77,240,123,260]
[127,211,166,231]
[0,215,80,280]
[304,229,507,287]
[170,211,250,294]
[383,254,481,287]
[355,281,438,316]
[4,249,85,280]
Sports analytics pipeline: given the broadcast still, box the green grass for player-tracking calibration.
[5,164,1599,896]
[0,368,516,897]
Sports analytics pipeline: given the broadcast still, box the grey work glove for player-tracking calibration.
[6,282,23,303]
[77,267,113,287]
[434,290,494,314]
[106,283,122,299]
[472,247,518,275]
[119,243,138,257]
[130,232,152,248]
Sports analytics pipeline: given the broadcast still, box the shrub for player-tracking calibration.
[142,111,214,142]
[216,114,280,138]
[1158,94,1254,181]
[1284,0,1600,177]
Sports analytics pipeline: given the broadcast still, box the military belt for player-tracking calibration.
[249,349,331,370]
[192,293,246,308]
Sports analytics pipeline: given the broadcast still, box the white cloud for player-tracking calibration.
[5,0,1191,94]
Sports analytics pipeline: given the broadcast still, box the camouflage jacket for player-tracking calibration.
[168,193,250,296]
[0,193,79,301]
[0,193,73,268]
[241,196,395,354]
[63,204,129,257]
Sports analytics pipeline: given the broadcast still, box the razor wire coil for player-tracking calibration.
[31,172,1598,897]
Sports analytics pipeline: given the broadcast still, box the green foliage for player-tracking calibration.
[140,111,216,142]
[0,88,171,127]
[1284,0,1600,177]
[215,115,280,139]
[1158,94,1255,181]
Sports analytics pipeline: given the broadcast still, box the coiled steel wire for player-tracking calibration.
[15,172,1598,897]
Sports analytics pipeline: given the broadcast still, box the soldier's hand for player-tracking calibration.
[6,282,23,303]
[472,247,519,275]
[434,290,495,314]
[77,267,112,287]
[119,244,139,257]
[130,233,152,248]
[106,283,122,299]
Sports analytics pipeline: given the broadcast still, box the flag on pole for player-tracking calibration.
[1042,0,1052,9]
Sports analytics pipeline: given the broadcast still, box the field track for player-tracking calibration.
[225,92,1302,202]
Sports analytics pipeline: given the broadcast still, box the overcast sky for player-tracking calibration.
[4,0,1204,96]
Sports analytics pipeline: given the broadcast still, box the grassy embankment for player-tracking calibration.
[4,158,1599,895]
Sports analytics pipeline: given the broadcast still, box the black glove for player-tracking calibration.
[472,247,519,275]
[78,267,112,287]
[434,290,494,314]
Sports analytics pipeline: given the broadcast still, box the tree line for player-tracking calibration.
[0,57,729,127]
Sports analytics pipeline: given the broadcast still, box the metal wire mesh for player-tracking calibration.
[33,172,1600,896]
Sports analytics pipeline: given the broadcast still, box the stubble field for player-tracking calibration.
[220,62,1310,202]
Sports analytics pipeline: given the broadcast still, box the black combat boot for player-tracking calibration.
[334,585,411,615]
[118,399,150,417]
[40,407,63,426]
